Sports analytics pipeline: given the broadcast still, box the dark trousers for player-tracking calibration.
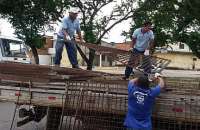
[124,48,145,78]
[55,37,78,68]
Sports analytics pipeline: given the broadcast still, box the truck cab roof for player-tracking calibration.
[0,35,23,42]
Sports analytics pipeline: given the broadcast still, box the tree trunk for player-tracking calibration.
[87,49,95,70]
[30,46,39,64]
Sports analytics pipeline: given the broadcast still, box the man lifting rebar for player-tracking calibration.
[123,21,154,80]
[55,8,83,68]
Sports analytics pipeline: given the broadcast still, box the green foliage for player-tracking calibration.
[82,25,97,44]
[127,0,200,58]
[0,0,69,63]
[0,0,69,48]
[70,0,136,69]
[70,0,136,44]
[179,32,200,58]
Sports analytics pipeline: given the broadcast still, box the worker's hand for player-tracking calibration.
[65,35,71,41]
[144,49,150,56]
[128,48,133,52]
[75,37,85,44]
[149,73,162,82]
[155,73,162,79]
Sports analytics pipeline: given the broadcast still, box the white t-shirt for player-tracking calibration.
[132,28,154,52]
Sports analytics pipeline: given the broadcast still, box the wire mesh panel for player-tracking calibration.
[114,52,171,74]
[153,78,200,130]
[59,81,128,130]
[5,77,200,130]
[76,41,171,75]
[60,78,200,130]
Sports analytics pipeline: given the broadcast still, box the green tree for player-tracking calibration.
[70,0,138,70]
[125,0,200,58]
[0,0,69,64]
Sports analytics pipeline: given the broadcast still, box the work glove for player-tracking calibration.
[128,48,133,52]
[65,35,71,41]
[155,73,162,78]
[144,49,150,56]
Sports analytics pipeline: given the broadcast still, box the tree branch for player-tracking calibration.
[97,11,134,43]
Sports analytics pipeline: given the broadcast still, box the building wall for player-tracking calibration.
[168,43,191,52]
[60,47,82,67]
[155,52,200,70]
[115,42,131,51]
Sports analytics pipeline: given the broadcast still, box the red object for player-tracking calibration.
[48,96,56,100]
[172,107,183,113]
[15,91,21,96]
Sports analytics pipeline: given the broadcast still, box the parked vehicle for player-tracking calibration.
[0,35,31,64]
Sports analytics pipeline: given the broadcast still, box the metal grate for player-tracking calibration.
[114,53,171,74]
[59,81,128,130]
[6,77,200,130]
[76,42,171,74]
[59,79,200,130]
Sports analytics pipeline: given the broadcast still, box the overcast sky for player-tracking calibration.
[0,19,15,37]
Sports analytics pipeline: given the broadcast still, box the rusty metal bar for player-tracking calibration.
[0,62,115,82]
[77,41,171,74]
[4,69,200,130]
[57,79,200,130]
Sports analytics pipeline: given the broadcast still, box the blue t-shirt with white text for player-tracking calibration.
[124,81,161,130]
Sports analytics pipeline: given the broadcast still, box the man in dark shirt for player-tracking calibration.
[124,73,165,130]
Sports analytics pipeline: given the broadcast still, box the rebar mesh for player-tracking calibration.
[76,42,171,74]
[59,78,200,130]
[59,81,128,130]
[5,77,200,130]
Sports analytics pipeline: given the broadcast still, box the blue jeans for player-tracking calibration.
[125,49,144,78]
[55,37,78,68]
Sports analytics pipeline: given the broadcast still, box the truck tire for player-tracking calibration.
[33,106,47,122]
[46,107,62,130]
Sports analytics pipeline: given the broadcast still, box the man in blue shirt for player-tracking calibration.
[55,8,83,68]
[124,74,165,130]
[123,21,154,80]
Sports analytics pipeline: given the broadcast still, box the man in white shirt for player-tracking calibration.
[55,8,83,68]
[123,21,154,80]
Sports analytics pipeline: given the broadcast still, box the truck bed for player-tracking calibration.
[0,78,200,123]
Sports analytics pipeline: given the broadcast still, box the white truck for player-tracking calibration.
[0,35,31,64]
[0,35,62,130]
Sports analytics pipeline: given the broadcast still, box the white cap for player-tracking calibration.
[69,8,80,14]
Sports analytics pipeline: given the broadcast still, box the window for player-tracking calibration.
[1,39,26,57]
[179,43,184,49]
